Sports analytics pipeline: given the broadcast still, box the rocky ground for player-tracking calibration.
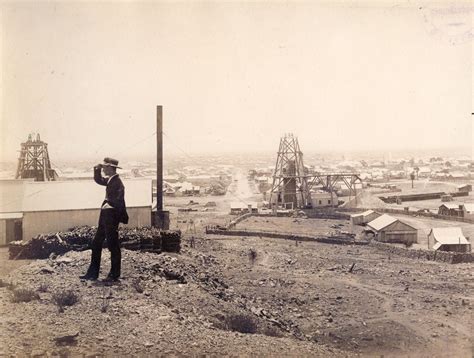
[0,246,344,356]
[0,217,473,356]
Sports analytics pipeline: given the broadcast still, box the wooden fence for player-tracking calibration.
[205,227,367,246]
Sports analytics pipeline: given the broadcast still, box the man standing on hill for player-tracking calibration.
[80,157,129,282]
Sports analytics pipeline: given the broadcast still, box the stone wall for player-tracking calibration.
[227,213,252,229]
[338,207,474,224]
[302,208,350,220]
[369,241,474,264]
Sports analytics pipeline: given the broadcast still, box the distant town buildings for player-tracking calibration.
[230,202,258,215]
[461,204,474,220]
[437,203,474,218]
[366,214,417,245]
[350,210,380,226]
[311,190,338,207]
[428,227,471,252]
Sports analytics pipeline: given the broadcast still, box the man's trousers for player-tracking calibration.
[86,209,121,278]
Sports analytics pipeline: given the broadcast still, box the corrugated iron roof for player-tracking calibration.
[429,227,469,245]
[350,210,374,218]
[0,179,151,213]
[367,214,397,231]
[439,203,461,210]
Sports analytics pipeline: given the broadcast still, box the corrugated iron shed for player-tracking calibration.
[439,203,461,210]
[351,209,375,218]
[0,179,152,213]
[367,214,398,231]
[429,227,469,245]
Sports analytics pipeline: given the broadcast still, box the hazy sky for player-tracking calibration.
[1,1,472,162]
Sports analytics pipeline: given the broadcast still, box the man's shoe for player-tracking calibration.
[103,275,119,283]
[79,273,98,281]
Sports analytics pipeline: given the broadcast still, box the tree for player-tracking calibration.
[208,181,227,195]
[414,166,420,180]
[410,172,415,188]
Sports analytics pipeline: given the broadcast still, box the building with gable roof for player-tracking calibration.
[0,179,152,245]
[428,227,471,252]
[366,214,417,244]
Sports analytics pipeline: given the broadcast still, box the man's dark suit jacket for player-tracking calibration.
[94,167,129,224]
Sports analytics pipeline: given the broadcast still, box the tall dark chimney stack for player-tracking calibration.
[156,105,163,211]
[153,105,169,229]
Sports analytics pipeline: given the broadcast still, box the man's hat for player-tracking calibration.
[103,157,121,169]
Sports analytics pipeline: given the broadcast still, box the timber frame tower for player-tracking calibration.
[15,133,58,181]
[269,133,311,209]
[268,133,362,209]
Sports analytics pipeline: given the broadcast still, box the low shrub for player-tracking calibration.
[262,325,283,337]
[37,283,49,293]
[0,279,14,290]
[52,290,79,312]
[248,248,257,265]
[11,288,40,303]
[224,313,257,334]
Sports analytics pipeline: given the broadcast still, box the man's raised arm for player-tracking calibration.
[93,164,107,186]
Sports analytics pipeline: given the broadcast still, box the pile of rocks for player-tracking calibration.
[9,226,181,259]
[9,227,97,260]
[120,227,162,253]
[161,231,181,253]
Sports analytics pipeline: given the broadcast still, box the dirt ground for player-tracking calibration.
[0,248,32,277]
[0,214,472,356]
[210,234,473,357]
[236,216,354,236]
[385,180,461,195]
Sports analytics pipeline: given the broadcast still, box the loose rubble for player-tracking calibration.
[0,219,472,356]
[9,226,181,259]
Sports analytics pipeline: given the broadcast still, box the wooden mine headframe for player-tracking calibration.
[306,172,362,207]
[268,133,363,209]
[15,133,58,181]
[269,133,311,209]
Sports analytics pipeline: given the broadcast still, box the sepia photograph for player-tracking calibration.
[0,1,472,356]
